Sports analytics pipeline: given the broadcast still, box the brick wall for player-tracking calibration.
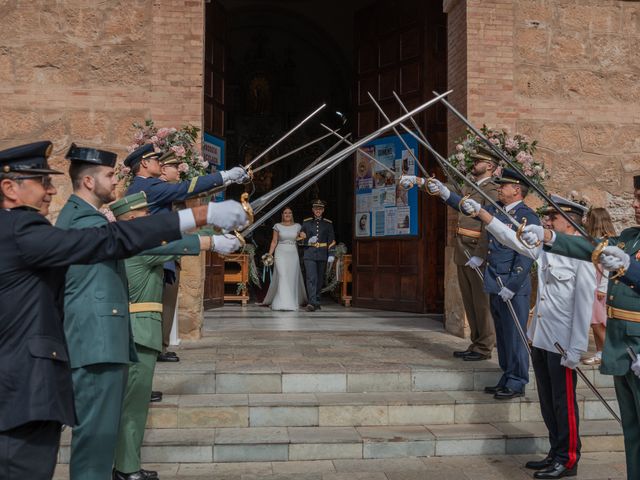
[0,0,206,337]
[443,0,640,335]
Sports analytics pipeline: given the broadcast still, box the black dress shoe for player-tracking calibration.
[534,462,577,478]
[494,387,524,400]
[150,391,163,403]
[140,469,158,479]
[463,351,490,361]
[164,351,177,357]
[525,456,554,470]
[484,384,504,394]
[157,352,179,362]
[453,350,472,358]
[306,304,315,312]
[113,470,159,480]
[314,304,322,310]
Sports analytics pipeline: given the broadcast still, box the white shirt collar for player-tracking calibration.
[476,176,492,186]
[505,199,522,211]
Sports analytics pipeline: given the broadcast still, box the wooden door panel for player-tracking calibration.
[353,0,446,314]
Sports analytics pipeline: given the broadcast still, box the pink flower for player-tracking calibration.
[157,127,172,139]
[200,159,209,168]
[171,145,186,157]
[121,166,131,176]
[505,138,519,151]
[494,166,503,178]
[516,151,533,164]
[455,153,465,161]
[456,144,464,152]
[150,136,159,144]
[178,162,189,173]
[134,131,144,141]
[489,137,500,145]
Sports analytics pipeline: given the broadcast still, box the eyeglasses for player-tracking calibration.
[13,175,54,189]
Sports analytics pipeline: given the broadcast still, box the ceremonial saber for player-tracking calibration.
[434,92,596,245]
[301,132,352,173]
[245,103,327,170]
[319,123,396,176]
[366,92,428,178]
[392,91,462,195]
[242,151,350,238]
[252,128,341,174]
[555,342,622,425]
[627,345,638,362]
[244,90,453,216]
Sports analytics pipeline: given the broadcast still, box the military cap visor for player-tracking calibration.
[634,175,640,190]
[470,145,500,165]
[0,141,63,175]
[109,191,154,217]
[159,150,179,166]
[494,168,528,185]
[312,199,326,208]
[65,143,117,167]
[541,194,588,217]
[123,143,162,168]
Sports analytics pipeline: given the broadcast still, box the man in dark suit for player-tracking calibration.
[0,141,248,479]
[299,199,336,311]
[426,169,539,399]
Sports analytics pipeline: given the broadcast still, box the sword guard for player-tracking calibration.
[425,176,439,196]
[591,237,626,280]
[243,166,254,184]
[516,217,541,249]
[458,194,478,217]
[240,192,254,225]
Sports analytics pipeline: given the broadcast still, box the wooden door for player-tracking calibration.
[353,0,447,313]
[203,0,226,309]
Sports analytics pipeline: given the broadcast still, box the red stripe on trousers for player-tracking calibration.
[565,367,578,468]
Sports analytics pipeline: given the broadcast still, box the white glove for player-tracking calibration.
[221,166,250,185]
[307,235,318,244]
[498,286,515,302]
[520,224,545,248]
[399,175,424,190]
[560,350,581,370]
[425,178,450,200]
[599,246,630,272]
[206,200,249,232]
[327,255,335,264]
[211,234,242,254]
[631,354,640,379]
[465,256,484,269]
[461,198,481,216]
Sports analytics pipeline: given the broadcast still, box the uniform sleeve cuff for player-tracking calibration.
[178,209,197,232]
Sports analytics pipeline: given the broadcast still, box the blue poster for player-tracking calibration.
[354,132,419,237]
[203,132,225,202]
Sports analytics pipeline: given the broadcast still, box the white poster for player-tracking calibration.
[355,212,370,237]
[385,208,398,236]
[396,206,411,234]
[356,192,372,213]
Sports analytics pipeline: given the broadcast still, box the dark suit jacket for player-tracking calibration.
[0,207,181,431]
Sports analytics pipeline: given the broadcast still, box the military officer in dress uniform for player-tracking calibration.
[111,193,241,480]
[426,169,539,399]
[0,141,241,479]
[521,174,640,480]
[300,199,336,311]
[56,144,250,480]
[463,194,595,478]
[402,145,499,361]
[126,144,249,363]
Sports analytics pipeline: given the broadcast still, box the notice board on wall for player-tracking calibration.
[354,132,419,238]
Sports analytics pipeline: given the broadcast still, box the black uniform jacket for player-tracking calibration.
[0,207,182,431]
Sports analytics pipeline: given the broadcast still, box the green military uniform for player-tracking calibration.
[56,193,138,479]
[453,177,500,357]
[547,228,640,480]
[111,195,202,476]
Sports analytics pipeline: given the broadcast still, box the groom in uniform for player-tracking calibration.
[300,199,335,311]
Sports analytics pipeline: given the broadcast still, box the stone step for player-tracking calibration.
[144,389,620,429]
[153,362,613,395]
[58,420,623,464]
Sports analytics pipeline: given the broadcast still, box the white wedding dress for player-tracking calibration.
[262,223,307,311]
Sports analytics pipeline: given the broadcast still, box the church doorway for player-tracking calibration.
[203,0,448,314]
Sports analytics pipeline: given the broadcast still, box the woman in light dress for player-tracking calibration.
[262,207,307,311]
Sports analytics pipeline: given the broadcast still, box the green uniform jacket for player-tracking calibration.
[126,236,200,352]
[547,227,640,376]
[56,195,136,368]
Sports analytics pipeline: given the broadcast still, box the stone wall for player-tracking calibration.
[0,0,207,339]
[444,0,640,336]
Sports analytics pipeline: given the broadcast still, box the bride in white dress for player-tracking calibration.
[262,207,308,311]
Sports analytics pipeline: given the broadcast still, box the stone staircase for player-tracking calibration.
[55,307,624,471]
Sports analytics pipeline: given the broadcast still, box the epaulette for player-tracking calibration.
[303,217,312,222]
[323,218,332,223]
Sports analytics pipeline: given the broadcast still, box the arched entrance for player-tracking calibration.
[203,0,447,314]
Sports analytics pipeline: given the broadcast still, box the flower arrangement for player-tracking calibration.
[116,119,209,184]
[448,125,547,187]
